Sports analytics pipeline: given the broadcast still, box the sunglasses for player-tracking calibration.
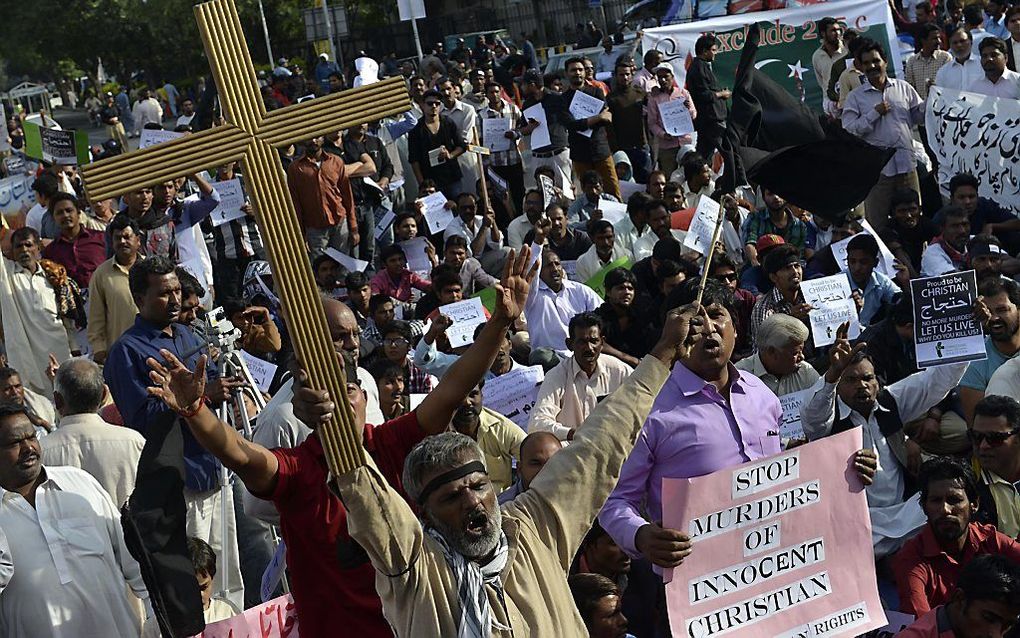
[425,101,441,107]
[715,273,738,282]
[384,338,410,348]
[967,428,1020,446]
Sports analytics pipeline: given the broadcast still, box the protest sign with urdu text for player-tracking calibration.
[926,88,1020,214]
[439,297,488,346]
[482,365,545,429]
[192,593,298,637]
[778,389,812,440]
[662,428,886,638]
[800,274,861,347]
[23,121,90,165]
[139,128,185,149]
[911,270,986,368]
[418,191,453,234]
[208,179,247,227]
[684,195,721,255]
[568,91,604,138]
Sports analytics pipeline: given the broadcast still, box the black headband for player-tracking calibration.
[417,460,488,505]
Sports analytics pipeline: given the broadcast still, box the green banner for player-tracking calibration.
[23,121,90,165]
[585,257,632,299]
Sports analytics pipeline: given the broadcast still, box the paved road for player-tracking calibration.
[51,106,172,152]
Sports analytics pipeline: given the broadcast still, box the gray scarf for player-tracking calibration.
[426,526,511,637]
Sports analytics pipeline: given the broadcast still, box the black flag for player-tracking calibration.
[718,22,895,220]
[121,411,205,637]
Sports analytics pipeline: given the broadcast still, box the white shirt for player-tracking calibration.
[597,50,623,74]
[444,215,502,257]
[176,113,195,128]
[528,353,632,439]
[24,203,46,233]
[632,229,688,262]
[440,99,478,144]
[1012,38,1020,71]
[0,258,74,397]
[130,97,163,134]
[0,466,149,637]
[934,55,984,90]
[524,249,603,356]
[968,68,1020,98]
[614,216,652,261]
[920,242,958,277]
[40,413,146,508]
[506,214,534,251]
[575,242,629,283]
[800,362,967,556]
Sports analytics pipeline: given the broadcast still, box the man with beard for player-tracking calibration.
[144,248,541,637]
[326,283,698,637]
[450,381,525,493]
[959,279,1020,423]
[968,236,1011,285]
[0,227,74,397]
[969,37,1020,97]
[922,205,971,276]
[0,403,151,637]
[750,244,812,350]
[843,40,924,231]
[881,188,938,276]
[576,221,628,284]
[529,312,632,441]
[497,431,561,505]
[88,216,141,364]
[287,135,358,258]
[0,367,56,435]
[812,18,847,114]
[893,457,1020,616]
[563,58,620,200]
[948,173,1020,255]
[968,396,1020,538]
[801,321,973,556]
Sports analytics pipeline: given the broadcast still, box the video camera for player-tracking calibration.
[191,306,242,352]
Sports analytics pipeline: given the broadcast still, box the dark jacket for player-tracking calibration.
[686,58,727,123]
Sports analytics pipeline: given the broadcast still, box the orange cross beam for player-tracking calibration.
[81,0,411,474]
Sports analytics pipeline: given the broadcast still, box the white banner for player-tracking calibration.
[926,87,1020,214]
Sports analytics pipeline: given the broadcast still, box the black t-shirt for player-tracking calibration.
[407,116,463,190]
[596,299,656,359]
[522,92,569,153]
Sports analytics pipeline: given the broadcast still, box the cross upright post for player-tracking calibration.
[81,0,411,474]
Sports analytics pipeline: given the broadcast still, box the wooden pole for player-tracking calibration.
[695,194,734,307]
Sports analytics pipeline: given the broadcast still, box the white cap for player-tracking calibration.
[319,53,329,60]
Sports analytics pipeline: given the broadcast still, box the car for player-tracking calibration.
[542,33,639,76]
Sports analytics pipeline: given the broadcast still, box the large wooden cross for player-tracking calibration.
[82,0,411,472]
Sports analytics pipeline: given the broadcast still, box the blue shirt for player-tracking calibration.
[846,269,901,326]
[105,316,221,491]
[961,336,1020,391]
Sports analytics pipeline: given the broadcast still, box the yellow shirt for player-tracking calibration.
[474,408,526,494]
[87,258,139,355]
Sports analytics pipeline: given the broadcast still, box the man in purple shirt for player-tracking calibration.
[841,39,924,232]
[600,278,784,570]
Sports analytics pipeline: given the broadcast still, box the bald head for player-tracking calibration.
[54,357,106,416]
[322,295,361,364]
[519,431,562,490]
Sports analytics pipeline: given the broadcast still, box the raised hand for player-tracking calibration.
[146,349,207,414]
[651,302,707,366]
[492,246,538,324]
[974,295,991,327]
[825,322,866,383]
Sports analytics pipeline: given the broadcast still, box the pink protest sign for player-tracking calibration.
[192,594,299,638]
[662,428,887,638]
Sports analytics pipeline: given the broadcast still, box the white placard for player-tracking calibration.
[486,168,509,195]
[0,104,9,153]
[241,351,278,393]
[439,297,487,346]
[911,270,986,368]
[829,222,898,280]
[324,247,369,273]
[523,103,550,149]
[208,179,247,227]
[418,191,454,234]
[482,365,545,429]
[363,176,385,193]
[138,128,184,149]
[596,200,628,225]
[428,147,444,167]
[778,389,812,440]
[659,99,695,137]
[569,91,604,138]
[260,540,286,603]
[482,118,511,152]
[375,209,396,240]
[801,273,861,346]
[399,237,432,274]
[538,174,557,209]
[684,195,721,254]
[618,180,645,201]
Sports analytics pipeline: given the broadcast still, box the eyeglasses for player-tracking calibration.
[967,428,1020,447]
[384,338,409,348]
